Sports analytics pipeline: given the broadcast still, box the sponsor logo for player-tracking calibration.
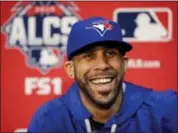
[25,77,62,95]
[113,8,172,42]
[128,58,161,69]
[2,1,81,73]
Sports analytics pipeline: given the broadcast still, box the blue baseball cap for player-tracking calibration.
[67,16,132,60]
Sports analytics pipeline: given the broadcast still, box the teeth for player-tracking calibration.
[91,78,112,84]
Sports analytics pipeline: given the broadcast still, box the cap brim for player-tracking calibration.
[69,40,132,60]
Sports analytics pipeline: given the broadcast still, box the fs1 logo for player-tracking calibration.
[2,1,81,73]
[113,8,172,42]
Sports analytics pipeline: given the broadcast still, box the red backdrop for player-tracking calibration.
[1,1,177,132]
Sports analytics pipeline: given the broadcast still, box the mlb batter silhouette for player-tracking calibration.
[134,13,167,40]
[39,48,58,66]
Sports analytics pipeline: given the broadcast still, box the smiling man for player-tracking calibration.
[28,17,177,133]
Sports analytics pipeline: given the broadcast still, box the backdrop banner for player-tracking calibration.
[1,1,177,132]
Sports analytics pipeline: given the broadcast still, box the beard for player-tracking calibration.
[75,69,124,109]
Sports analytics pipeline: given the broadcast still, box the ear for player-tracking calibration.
[64,61,75,79]
[123,56,128,72]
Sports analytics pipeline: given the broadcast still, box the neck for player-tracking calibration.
[80,88,123,123]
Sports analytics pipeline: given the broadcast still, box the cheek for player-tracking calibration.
[109,58,123,69]
[109,59,126,77]
[74,63,91,79]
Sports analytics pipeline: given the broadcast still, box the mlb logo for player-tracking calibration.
[113,8,172,42]
[28,47,62,72]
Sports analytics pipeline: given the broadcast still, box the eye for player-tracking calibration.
[81,53,95,59]
[83,53,91,58]
[106,49,119,57]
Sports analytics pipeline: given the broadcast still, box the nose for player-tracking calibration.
[94,52,110,70]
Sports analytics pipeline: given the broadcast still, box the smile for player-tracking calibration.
[90,77,114,84]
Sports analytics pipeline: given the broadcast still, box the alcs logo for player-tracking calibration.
[2,1,81,73]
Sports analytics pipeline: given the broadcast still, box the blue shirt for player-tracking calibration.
[28,82,178,132]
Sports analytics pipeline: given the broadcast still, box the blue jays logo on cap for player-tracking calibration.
[85,20,113,37]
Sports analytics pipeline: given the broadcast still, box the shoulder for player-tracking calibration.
[147,89,177,111]
[148,90,177,131]
[34,97,68,118]
[143,88,177,127]
[148,89,177,115]
[127,82,178,129]
[126,82,177,108]
[126,82,177,117]
[27,96,70,132]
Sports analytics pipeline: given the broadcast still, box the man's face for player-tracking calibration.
[66,46,127,108]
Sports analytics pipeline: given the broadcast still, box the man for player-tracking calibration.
[28,17,177,132]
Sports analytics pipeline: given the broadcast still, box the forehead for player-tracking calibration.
[80,45,119,53]
[77,43,120,54]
